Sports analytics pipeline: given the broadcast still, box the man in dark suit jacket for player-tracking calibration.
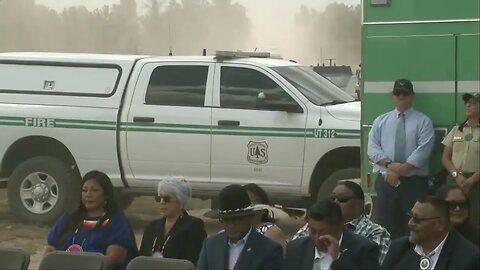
[198,228,282,270]
[197,185,283,270]
[381,196,480,270]
[284,200,380,270]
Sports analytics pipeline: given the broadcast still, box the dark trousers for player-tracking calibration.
[375,174,430,239]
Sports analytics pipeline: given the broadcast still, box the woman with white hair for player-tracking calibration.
[139,177,207,266]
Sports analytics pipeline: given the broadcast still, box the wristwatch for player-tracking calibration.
[385,160,392,169]
[451,170,458,178]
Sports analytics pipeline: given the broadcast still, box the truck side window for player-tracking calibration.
[145,65,208,107]
[220,66,297,110]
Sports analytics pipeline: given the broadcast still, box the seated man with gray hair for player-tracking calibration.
[381,196,479,270]
[138,176,207,266]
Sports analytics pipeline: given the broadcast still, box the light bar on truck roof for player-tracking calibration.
[215,50,271,60]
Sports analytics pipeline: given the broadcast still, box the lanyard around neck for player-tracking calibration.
[152,235,171,255]
[72,214,106,241]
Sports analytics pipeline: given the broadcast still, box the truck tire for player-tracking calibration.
[316,167,360,201]
[7,156,80,224]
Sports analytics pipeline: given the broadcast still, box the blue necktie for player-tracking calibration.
[394,112,406,162]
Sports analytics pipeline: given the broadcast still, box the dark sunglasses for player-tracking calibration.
[446,200,469,210]
[330,195,357,203]
[407,212,441,224]
[393,89,413,96]
[464,100,479,106]
[155,195,171,203]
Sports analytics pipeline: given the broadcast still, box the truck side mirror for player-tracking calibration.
[256,92,303,113]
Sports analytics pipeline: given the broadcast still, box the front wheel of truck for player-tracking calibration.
[7,156,80,224]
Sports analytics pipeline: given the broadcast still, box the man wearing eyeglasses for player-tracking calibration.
[292,181,391,265]
[285,200,380,270]
[367,78,435,239]
[381,196,479,270]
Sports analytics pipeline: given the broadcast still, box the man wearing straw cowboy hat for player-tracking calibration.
[197,185,283,270]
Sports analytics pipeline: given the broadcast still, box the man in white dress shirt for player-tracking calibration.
[284,200,380,270]
[381,196,479,270]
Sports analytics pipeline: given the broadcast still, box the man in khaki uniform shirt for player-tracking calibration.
[442,93,480,226]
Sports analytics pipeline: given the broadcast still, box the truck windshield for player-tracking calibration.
[273,66,354,106]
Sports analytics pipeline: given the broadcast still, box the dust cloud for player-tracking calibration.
[0,0,360,67]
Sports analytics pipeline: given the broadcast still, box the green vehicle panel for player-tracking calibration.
[361,0,480,194]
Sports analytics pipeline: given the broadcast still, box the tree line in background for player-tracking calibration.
[0,0,360,65]
[0,0,251,55]
[294,2,361,66]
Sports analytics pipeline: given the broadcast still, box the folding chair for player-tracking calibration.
[127,256,195,270]
[39,251,105,270]
[0,248,30,270]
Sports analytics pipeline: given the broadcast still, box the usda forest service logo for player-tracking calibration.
[247,141,268,164]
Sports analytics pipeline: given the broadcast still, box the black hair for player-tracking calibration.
[458,117,480,132]
[56,170,120,247]
[458,118,469,132]
[337,181,365,201]
[243,183,271,205]
[243,183,274,223]
[307,200,343,226]
[417,196,450,222]
[435,183,470,207]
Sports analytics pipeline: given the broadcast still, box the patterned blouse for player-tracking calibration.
[256,222,275,235]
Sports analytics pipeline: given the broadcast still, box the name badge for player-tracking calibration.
[66,244,83,253]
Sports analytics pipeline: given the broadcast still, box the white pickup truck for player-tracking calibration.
[0,51,361,223]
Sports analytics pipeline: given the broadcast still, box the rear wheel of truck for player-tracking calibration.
[316,167,360,201]
[7,156,80,224]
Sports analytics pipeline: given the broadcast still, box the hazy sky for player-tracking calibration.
[35,0,361,64]
[36,0,359,13]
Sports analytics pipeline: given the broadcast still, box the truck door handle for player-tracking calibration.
[133,116,154,123]
[218,120,240,126]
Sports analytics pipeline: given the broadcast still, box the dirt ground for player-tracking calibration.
[0,189,305,269]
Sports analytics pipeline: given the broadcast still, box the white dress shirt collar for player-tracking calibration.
[228,227,252,246]
[227,227,252,270]
[395,107,413,117]
[414,233,449,270]
[313,233,343,270]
